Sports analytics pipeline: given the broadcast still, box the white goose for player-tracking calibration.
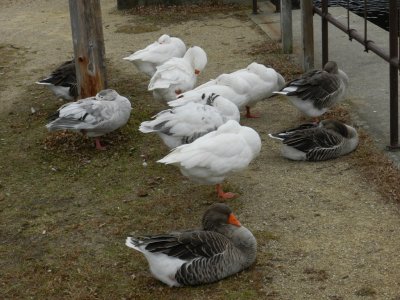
[268,119,358,161]
[123,34,186,77]
[273,61,348,118]
[140,93,240,149]
[174,62,285,118]
[125,203,257,287]
[230,62,285,117]
[169,79,247,110]
[36,59,77,101]
[46,89,132,150]
[157,120,261,199]
[148,46,208,103]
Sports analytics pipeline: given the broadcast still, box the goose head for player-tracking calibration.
[247,62,286,88]
[323,61,339,74]
[324,61,348,88]
[202,203,242,233]
[96,89,119,101]
[319,119,357,138]
[184,46,207,75]
[157,34,171,44]
[241,126,262,158]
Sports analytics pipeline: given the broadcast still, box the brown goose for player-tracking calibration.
[268,119,358,161]
[36,59,78,101]
[274,61,348,118]
[125,203,257,287]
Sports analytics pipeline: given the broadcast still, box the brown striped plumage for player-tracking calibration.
[125,203,257,286]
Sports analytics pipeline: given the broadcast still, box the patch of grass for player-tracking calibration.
[0,55,273,298]
[349,129,400,203]
[117,1,250,25]
[355,286,377,296]
[115,24,161,34]
[303,268,329,282]
[0,44,30,91]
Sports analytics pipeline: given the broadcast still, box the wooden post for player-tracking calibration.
[301,0,314,71]
[280,0,293,53]
[68,0,107,99]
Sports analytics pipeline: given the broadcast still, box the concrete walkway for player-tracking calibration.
[250,1,400,165]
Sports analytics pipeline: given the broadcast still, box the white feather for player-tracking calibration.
[148,46,208,103]
[157,120,261,185]
[123,34,186,77]
[125,237,184,287]
[140,97,239,149]
[172,62,285,111]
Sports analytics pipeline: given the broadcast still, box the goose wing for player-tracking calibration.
[283,127,344,161]
[37,60,76,87]
[284,70,342,109]
[148,58,192,90]
[46,98,114,131]
[136,230,231,260]
[140,102,225,142]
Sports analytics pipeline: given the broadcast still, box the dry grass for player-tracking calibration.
[350,130,400,203]
[2,5,400,299]
[0,19,271,297]
[116,1,251,25]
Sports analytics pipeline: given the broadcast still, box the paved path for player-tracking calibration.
[251,0,400,166]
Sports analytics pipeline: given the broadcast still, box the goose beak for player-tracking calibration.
[194,69,200,75]
[228,213,241,227]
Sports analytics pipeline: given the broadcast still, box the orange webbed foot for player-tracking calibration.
[216,184,238,200]
[245,106,261,118]
[95,138,107,151]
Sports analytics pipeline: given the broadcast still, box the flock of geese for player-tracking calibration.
[36,33,358,287]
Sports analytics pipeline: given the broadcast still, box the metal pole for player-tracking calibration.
[301,0,314,71]
[281,0,293,54]
[321,0,329,65]
[68,0,107,99]
[252,0,258,14]
[388,0,399,149]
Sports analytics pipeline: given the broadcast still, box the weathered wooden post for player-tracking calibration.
[68,0,107,99]
[280,0,293,53]
[301,0,314,71]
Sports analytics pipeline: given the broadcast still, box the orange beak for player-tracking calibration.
[228,213,241,227]
[194,69,200,75]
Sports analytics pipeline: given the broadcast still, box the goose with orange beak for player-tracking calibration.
[148,46,207,103]
[125,203,256,286]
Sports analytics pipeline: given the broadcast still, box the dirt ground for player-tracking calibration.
[1,0,400,299]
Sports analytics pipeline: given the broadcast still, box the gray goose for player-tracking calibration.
[274,61,348,118]
[268,119,358,161]
[36,59,77,101]
[125,203,257,287]
[46,89,132,150]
